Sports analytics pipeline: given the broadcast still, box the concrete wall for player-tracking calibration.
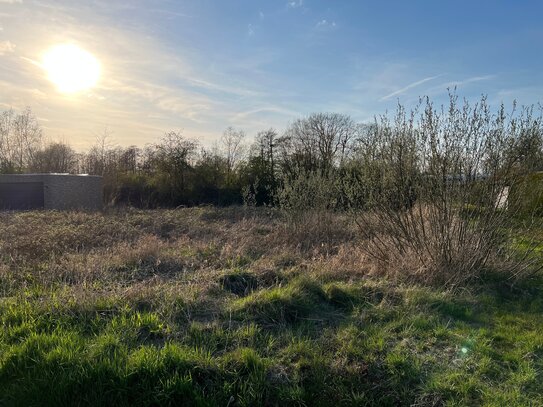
[0,174,103,210]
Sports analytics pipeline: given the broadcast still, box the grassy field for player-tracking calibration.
[0,207,542,406]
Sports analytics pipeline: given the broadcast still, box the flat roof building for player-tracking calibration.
[0,174,102,211]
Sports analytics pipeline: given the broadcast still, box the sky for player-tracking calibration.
[0,0,542,150]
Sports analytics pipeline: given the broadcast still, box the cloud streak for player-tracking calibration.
[380,75,442,101]
[422,75,497,98]
[443,75,496,88]
[0,40,15,55]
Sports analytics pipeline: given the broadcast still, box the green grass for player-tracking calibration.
[0,208,542,406]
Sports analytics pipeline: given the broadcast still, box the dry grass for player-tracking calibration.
[1,207,542,406]
[0,207,360,292]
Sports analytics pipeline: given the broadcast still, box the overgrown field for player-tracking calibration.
[0,208,542,406]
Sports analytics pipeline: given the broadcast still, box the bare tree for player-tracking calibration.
[84,129,115,176]
[153,131,199,202]
[221,126,245,182]
[0,107,42,172]
[118,146,139,173]
[285,113,357,175]
[255,128,280,179]
[30,142,77,173]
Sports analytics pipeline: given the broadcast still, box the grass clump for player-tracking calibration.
[324,282,385,310]
[219,271,258,297]
[232,278,328,325]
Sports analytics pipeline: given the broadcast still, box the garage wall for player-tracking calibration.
[0,174,102,210]
[44,175,102,210]
[0,182,44,210]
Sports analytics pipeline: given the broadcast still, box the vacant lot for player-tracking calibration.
[0,208,542,406]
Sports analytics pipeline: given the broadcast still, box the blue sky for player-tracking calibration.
[0,0,542,149]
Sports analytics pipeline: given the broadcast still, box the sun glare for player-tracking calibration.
[42,44,101,94]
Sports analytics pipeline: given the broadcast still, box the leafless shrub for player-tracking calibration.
[276,171,357,253]
[348,94,543,286]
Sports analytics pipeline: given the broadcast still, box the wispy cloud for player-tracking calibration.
[247,23,255,37]
[147,8,190,20]
[183,77,262,98]
[315,19,336,29]
[287,0,303,9]
[422,75,496,98]
[442,75,495,88]
[233,106,299,121]
[99,78,212,120]
[230,105,300,129]
[0,40,15,55]
[0,0,22,3]
[380,75,442,101]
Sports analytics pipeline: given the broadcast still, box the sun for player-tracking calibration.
[42,44,101,94]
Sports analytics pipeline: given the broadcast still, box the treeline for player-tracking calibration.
[0,108,368,207]
[1,97,543,211]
